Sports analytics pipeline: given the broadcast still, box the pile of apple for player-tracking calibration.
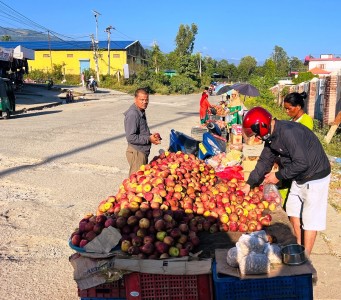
[70,151,279,258]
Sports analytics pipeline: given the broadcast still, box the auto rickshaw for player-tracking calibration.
[0,78,16,119]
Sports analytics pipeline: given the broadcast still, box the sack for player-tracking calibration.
[169,129,200,155]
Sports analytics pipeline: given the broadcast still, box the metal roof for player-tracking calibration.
[0,40,137,51]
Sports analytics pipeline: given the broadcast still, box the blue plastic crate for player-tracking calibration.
[212,262,313,300]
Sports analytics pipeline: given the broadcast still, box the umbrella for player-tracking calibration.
[216,85,233,95]
[230,83,260,97]
[214,83,226,93]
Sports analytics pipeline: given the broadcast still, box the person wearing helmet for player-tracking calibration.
[241,106,331,257]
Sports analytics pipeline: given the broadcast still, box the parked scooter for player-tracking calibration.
[47,78,53,90]
[86,76,97,93]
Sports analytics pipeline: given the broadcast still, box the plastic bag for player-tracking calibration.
[263,243,282,264]
[263,183,282,205]
[239,252,270,275]
[226,247,240,268]
[215,165,244,180]
[169,129,200,155]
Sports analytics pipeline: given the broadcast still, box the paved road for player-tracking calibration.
[1,84,340,300]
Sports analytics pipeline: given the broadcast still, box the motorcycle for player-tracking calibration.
[86,79,97,93]
[47,78,53,90]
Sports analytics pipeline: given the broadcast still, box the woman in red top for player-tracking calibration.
[199,87,213,124]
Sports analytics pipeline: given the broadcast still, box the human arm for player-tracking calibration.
[124,110,151,146]
[246,144,277,187]
[274,127,310,181]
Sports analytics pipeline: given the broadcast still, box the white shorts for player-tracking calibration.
[285,175,330,231]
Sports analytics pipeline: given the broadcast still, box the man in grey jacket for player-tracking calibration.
[124,88,161,175]
[241,107,331,257]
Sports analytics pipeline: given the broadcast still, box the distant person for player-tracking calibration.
[199,87,213,124]
[124,88,161,175]
[284,91,313,130]
[241,106,331,257]
[227,90,243,125]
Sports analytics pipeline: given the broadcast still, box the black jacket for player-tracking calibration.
[247,120,331,187]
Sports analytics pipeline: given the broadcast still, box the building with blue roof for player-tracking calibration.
[0,40,147,79]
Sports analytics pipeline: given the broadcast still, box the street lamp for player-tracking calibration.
[92,10,101,82]
[105,26,114,75]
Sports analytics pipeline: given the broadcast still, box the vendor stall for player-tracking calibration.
[68,137,315,300]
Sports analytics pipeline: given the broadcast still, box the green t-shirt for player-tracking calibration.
[295,113,313,130]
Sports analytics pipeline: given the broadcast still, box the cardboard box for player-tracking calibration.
[231,134,242,144]
[242,159,258,172]
[231,124,243,135]
[242,157,278,173]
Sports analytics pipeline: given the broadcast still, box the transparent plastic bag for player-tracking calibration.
[263,183,282,205]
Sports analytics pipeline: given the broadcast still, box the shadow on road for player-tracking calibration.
[10,110,63,119]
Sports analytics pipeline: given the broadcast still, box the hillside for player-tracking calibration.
[0,28,60,41]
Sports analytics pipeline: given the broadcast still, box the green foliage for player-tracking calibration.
[237,56,257,81]
[292,72,317,84]
[174,23,198,56]
[169,75,196,94]
[271,45,290,77]
[312,121,341,157]
[289,57,307,73]
[1,35,11,41]
[52,64,64,81]
[280,86,290,98]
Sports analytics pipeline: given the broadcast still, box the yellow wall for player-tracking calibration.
[28,49,127,75]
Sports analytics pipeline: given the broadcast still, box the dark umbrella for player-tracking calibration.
[216,85,233,95]
[230,83,260,97]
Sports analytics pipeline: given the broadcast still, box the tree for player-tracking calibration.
[1,35,11,41]
[263,59,278,86]
[271,45,289,78]
[289,56,307,73]
[150,42,164,73]
[174,23,198,57]
[237,56,257,81]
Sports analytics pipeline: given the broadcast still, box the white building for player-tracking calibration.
[305,54,341,74]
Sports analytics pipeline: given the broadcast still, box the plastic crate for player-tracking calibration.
[78,280,126,299]
[212,262,313,300]
[125,273,213,300]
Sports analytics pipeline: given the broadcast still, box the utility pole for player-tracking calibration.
[92,10,101,82]
[105,26,114,75]
[90,34,99,82]
[48,30,53,71]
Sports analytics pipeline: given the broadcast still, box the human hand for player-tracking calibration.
[240,183,251,196]
[150,133,162,145]
[263,172,279,184]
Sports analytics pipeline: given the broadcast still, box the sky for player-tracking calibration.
[0,0,340,64]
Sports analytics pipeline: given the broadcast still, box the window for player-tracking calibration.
[67,54,73,58]
[317,64,326,69]
[113,54,120,58]
[43,54,50,58]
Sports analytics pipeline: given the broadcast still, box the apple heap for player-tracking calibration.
[70,151,279,255]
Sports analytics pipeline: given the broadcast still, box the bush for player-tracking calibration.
[169,75,196,94]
